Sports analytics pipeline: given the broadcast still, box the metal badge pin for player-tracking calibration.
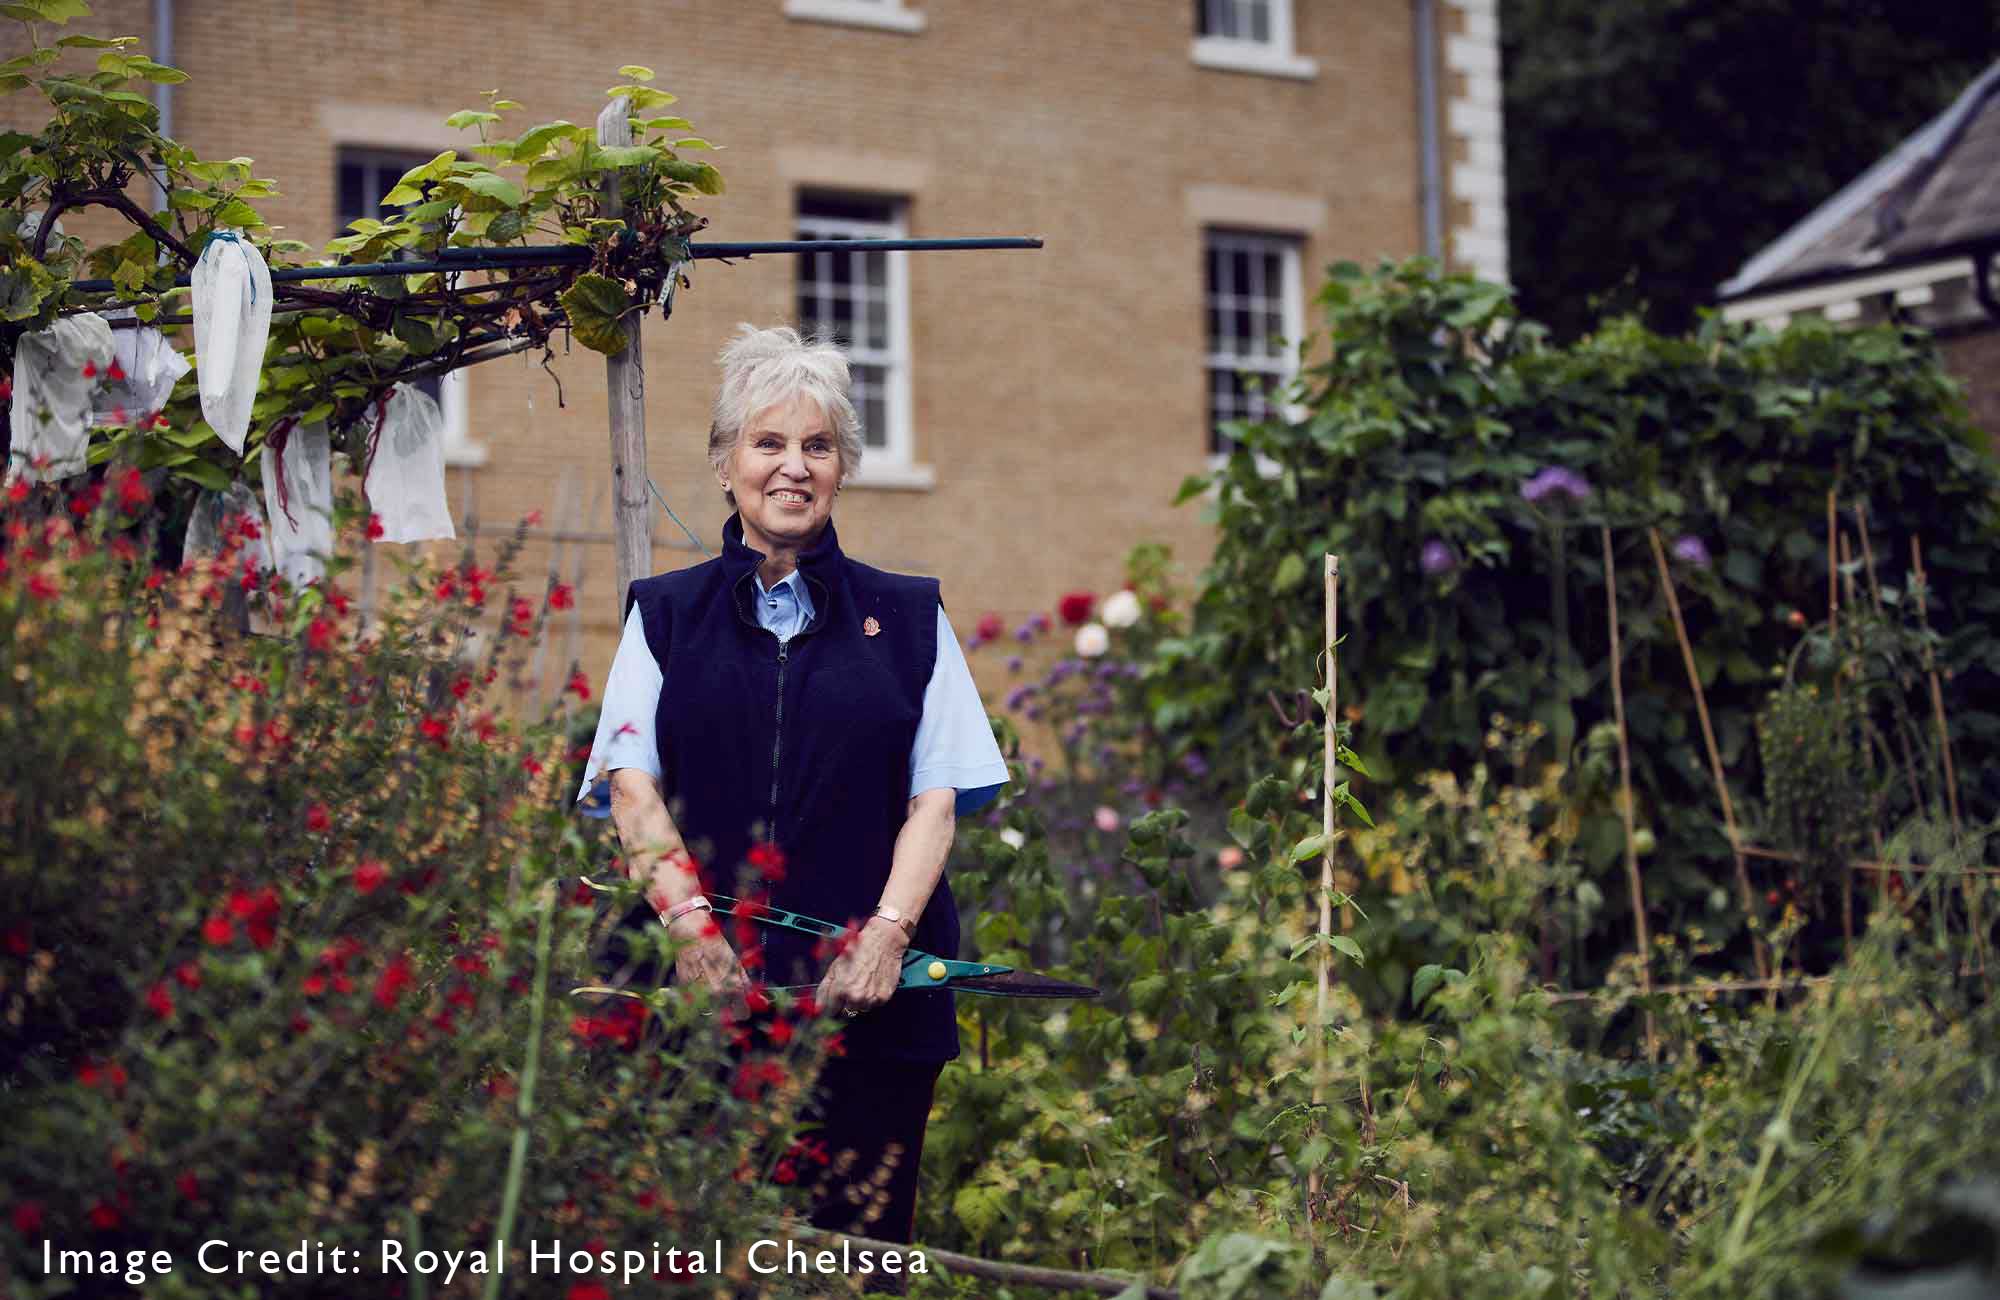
[862,616,881,636]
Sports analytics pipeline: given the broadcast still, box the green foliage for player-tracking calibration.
[1158,258,2000,977]
[0,485,841,1297]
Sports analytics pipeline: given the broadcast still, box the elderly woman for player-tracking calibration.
[576,324,1008,1258]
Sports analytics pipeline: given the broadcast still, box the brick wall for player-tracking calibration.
[7,0,1436,706]
[1941,327,2000,452]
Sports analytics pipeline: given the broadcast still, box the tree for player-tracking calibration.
[1502,0,2000,339]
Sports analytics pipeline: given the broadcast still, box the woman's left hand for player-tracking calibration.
[817,917,910,1019]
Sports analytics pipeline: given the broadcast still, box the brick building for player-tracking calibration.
[7,0,1507,697]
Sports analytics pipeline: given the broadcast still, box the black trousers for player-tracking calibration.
[798,1055,944,1243]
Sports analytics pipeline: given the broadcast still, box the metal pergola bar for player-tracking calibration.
[63,237,1043,296]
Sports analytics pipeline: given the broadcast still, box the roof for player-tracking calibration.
[1719,59,2000,303]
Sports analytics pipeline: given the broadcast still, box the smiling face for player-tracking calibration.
[721,393,842,558]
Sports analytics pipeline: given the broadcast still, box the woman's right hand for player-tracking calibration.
[668,916,750,995]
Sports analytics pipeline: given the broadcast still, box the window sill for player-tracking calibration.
[442,441,489,469]
[847,461,936,491]
[1191,38,1318,81]
[784,0,927,34]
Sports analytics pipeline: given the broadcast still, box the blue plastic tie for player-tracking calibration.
[199,229,256,305]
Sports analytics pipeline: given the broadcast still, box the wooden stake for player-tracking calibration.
[1604,527,1657,1057]
[1309,554,1339,1216]
[1909,537,1963,835]
[1648,528,1770,980]
[598,97,652,620]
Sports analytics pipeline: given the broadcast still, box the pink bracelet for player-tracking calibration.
[662,894,713,926]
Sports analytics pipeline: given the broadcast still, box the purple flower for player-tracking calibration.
[1671,534,1712,568]
[1013,624,1035,643]
[1003,685,1033,710]
[1006,655,1023,674]
[1420,538,1456,575]
[1520,466,1593,504]
[1181,750,1210,779]
[1029,613,1051,633]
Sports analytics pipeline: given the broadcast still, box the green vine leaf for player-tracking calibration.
[559,272,631,356]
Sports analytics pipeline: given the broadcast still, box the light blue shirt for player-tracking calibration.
[575,568,1009,818]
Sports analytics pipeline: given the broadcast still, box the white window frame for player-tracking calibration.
[783,0,926,35]
[796,201,931,490]
[335,148,484,467]
[1192,0,1318,80]
[1203,228,1304,469]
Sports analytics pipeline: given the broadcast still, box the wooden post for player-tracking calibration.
[1648,528,1770,981]
[1603,527,1657,1057]
[597,97,651,620]
[1308,553,1356,1218]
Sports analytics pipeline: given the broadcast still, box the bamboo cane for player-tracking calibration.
[1908,538,1963,835]
[598,96,652,621]
[1309,554,1339,1216]
[1910,537,1985,982]
[1647,528,1769,980]
[1604,528,1657,1057]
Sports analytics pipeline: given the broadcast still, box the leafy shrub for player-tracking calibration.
[0,480,842,1298]
[1157,259,2000,973]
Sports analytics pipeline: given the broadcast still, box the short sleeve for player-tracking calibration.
[573,604,664,815]
[909,605,1010,816]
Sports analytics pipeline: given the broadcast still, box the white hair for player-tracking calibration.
[708,325,863,505]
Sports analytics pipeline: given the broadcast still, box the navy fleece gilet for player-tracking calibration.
[624,516,959,1063]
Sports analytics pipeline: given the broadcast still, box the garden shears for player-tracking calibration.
[705,892,1101,999]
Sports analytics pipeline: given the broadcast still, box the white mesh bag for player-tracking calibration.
[190,230,273,456]
[93,310,190,429]
[7,311,115,483]
[258,420,333,589]
[363,382,456,543]
[183,479,273,575]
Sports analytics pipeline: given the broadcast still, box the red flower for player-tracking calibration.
[744,984,771,1013]
[3,926,29,956]
[365,513,385,541]
[373,954,415,1010]
[450,676,472,700]
[13,1201,44,1235]
[794,992,820,1019]
[307,617,334,653]
[471,712,498,743]
[565,670,592,701]
[80,360,98,379]
[1058,591,1096,626]
[353,860,387,894]
[145,982,173,1019]
[432,573,458,603]
[0,377,11,403]
[521,755,543,776]
[768,1017,794,1046]
[568,1284,611,1300]
[6,478,28,504]
[152,411,170,430]
[174,961,202,989]
[303,972,327,997]
[202,915,234,946]
[418,715,449,749]
[27,572,59,601]
[549,582,574,610]
[305,803,331,832]
[773,1159,797,1185]
[116,468,149,512]
[107,358,126,382]
[975,612,1004,643]
[175,1173,199,1201]
[747,841,787,883]
[87,1201,119,1231]
[452,953,488,977]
